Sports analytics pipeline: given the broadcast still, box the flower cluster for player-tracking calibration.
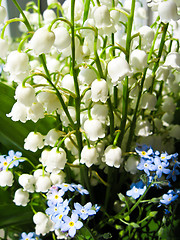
[0,0,179,239]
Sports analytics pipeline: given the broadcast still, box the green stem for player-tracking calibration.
[149,23,169,93]
[17,33,33,52]
[12,0,32,31]
[37,0,42,28]
[1,18,24,39]
[39,54,75,128]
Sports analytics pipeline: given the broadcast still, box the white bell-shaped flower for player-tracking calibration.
[18,174,35,193]
[158,0,180,23]
[24,132,44,152]
[164,52,180,71]
[0,38,8,58]
[130,49,148,71]
[78,67,97,85]
[63,0,84,21]
[0,170,14,187]
[35,175,52,192]
[80,145,98,167]
[46,56,61,73]
[91,78,108,103]
[93,5,113,29]
[43,9,56,25]
[44,128,62,147]
[161,96,176,113]
[91,103,108,124]
[156,66,170,81]
[29,27,55,55]
[39,149,50,166]
[169,125,180,140]
[135,119,152,137]
[64,134,78,156]
[162,112,174,126]
[53,27,71,51]
[15,84,36,107]
[108,57,131,85]
[13,188,30,206]
[45,147,67,172]
[61,74,75,94]
[50,171,66,185]
[140,92,157,111]
[27,102,44,122]
[33,212,53,236]
[0,6,7,24]
[4,51,29,75]
[103,145,123,168]
[138,26,155,50]
[124,156,139,174]
[83,119,105,141]
[6,101,28,123]
[59,106,76,127]
[37,91,61,113]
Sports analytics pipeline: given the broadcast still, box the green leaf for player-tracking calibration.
[129,222,140,228]
[0,203,33,228]
[83,0,90,23]
[149,211,158,217]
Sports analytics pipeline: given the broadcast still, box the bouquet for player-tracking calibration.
[0,0,180,239]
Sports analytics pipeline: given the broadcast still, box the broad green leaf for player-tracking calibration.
[83,0,90,23]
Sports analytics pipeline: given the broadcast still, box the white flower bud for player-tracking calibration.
[47,0,58,5]
[80,145,98,167]
[4,51,29,75]
[130,49,148,71]
[140,93,157,110]
[84,119,105,141]
[45,147,67,172]
[50,171,66,185]
[27,102,44,122]
[53,27,71,51]
[91,78,108,103]
[15,84,36,107]
[164,52,180,71]
[108,57,131,85]
[124,156,139,174]
[24,132,44,152]
[18,174,35,193]
[103,145,123,168]
[13,188,30,206]
[29,27,55,55]
[0,6,7,24]
[43,9,56,25]
[6,101,28,123]
[0,170,14,187]
[35,175,52,192]
[158,0,180,23]
[0,38,8,58]
[44,128,62,147]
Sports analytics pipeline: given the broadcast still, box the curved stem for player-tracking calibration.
[1,18,24,39]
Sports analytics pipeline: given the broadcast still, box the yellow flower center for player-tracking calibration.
[3,162,8,166]
[54,195,59,199]
[69,221,75,227]
[59,214,63,219]
[168,197,172,202]
[158,165,162,170]
[142,151,146,155]
[144,163,148,168]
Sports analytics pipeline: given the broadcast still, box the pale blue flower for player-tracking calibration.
[126,181,146,199]
[73,202,96,220]
[61,213,83,238]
